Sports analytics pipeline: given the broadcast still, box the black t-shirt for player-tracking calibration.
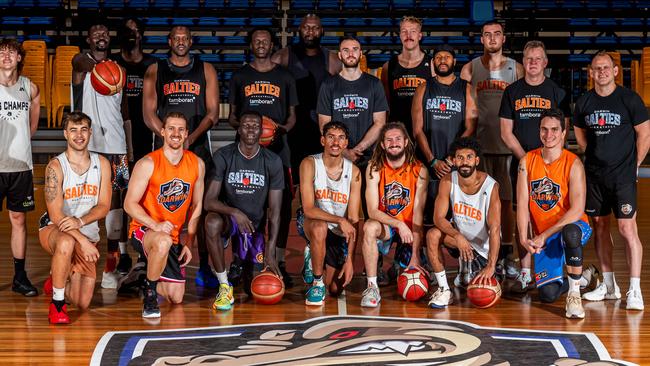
[111,53,156,162]
[499,78,568,152]
[574,86,649,181]
[229,64,298,167]
[317,73,389,164]
[212,143,284,231]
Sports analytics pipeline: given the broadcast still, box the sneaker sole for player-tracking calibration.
[13,289,38,297]
[305,300,324,306]
[360,301,380,308]
[49,319,70,324]
[583,293,622,301]
[214,305,233,311]
[626,303,644,311]
[429,303,449,309]
[565,311,585,319]
[142,312,161,318]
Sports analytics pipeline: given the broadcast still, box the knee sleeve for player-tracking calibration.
[562,224,583,267]
[106,209,124,241]
[538,282,563,303]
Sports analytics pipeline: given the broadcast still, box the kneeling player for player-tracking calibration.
[517,109,592,319]
[124,112,204,318]
[40,112,111,323]
[426,138,501,308]
[204,111,284,311]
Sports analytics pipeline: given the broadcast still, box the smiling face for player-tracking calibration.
[161,116,188,150]
[381,128,408,162]
[453,148,479,178]
[590,54,618,89]
[88,25,110,52]
[321,127,348,158]
[539,116,565,150]
[64,120,92,152]
[0,46,21,71]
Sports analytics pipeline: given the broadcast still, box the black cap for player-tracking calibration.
[433,44,456,59]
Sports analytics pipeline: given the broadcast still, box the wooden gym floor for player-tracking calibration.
[0,166,648,365]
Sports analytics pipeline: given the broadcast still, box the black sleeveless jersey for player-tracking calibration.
[422,77,467,161]
[387,54,431,133]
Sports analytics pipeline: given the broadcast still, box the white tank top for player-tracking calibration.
[56,151,102,242]
[75,73,126,154]
[449,171,496,259]
[312,153,353,236]
[0,76,33,172]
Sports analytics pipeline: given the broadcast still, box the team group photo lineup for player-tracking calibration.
[1,5,649,362]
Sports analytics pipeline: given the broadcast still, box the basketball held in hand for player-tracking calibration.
[259,116,277,147]
[397,268,429,301]
[91,60,126,96]
[251,271,285,305]
[467,276,501,308]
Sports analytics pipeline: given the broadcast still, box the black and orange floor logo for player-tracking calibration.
[92,315,633,366]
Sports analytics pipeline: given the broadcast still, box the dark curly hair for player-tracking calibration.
[449,137,482,158]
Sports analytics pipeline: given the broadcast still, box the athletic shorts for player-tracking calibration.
[377,225,402,256]
[586,176,637,219]
[224,215,265,265]
[130,227,186,283]
[534,220,592,288]
[0,171,35,212]
[479,154,511,201]
[296,208,348,269]
[100,153,130,191]
[445,247,488,275]
[39,212,97,279]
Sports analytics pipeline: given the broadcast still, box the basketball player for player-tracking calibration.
[517,109,592,319]
[143,25,220,288]
[460,20,523,278]
[575,52,650,311]
[72,22,131,289]
[361,122,428,307]
[426,137,500,308]
[499,40,571,292]
[298,121,362,306]
[124,112,205,318]
[381,16,433,135]
[229,27,298,288]
[204,111,284,311]
[40,112,111,323]
[272,14,342,185]
[0,38,40,296]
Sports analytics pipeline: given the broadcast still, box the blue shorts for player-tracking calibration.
[377,225,400,256]
[534,220,592,288]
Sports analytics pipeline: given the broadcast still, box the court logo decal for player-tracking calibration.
[91,315,633,366]
[158,178,190,212]
[531,177,561,211]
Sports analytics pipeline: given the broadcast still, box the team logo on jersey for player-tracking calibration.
[425,97,462,113]
[158,178,190,212]
[621,203,633,215]
[584,111,621,128]
[530,177,561,211]
[382,182,411,216]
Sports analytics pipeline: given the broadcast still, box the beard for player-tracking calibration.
[386,149,405,161]
[342,57,360,68]
[434,63,454,77]
[302,35,321,49]
[458,164,477,178]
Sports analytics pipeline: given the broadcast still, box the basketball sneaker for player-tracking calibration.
[428,288,453,309]
[43,275,53,296]
[302,245,314,285]
[116,253,132,275]
[505,258,519,279]
[580,264,600,290]
[582,281,621,301]
[195,268,219,288]
[511,273,534,293]
[305,283,325,306]
[565,292,585,319]
[227,260,243,286]
[360,284,381,308]
[142,288,160,318]
[118,261,146,292]
[626,289,644,311]
[213,283,235,311]
[279,262,294,289]
[12,275,38,297]
[101,271,121,289]
[48,300,70,324]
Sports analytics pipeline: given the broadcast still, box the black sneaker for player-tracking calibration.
[227,260,243,286]
[142,288,160,318]
[279,262,294,289]
[117,253,133,276]
[12,275,38,297]
[377,268,390,287]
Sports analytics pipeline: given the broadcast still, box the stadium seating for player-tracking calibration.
[50,46,78,127]
[21,41,50,125]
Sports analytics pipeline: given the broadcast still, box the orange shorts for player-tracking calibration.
[39,219,98,280]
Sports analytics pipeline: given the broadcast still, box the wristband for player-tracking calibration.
[77,217,84,227]
[429,158,437,168]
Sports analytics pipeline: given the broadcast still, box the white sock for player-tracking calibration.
[629,277,641,292]
[579,274,589,288]
[216,271,228,285]
[521,267,530,278]
[435,271,449,290]
[118,241,128,255]
[603,272,615,291]
[53,287,65,301]
[313,275,324,287]
[276,248,286,263]
[568,277,581,295]
[367,276,378,288]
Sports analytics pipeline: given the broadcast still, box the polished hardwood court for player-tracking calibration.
[0,167,648,365]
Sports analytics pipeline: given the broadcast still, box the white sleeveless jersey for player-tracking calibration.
[449,171,496,259]
[75,73,126,154]
[0,76,32,172]
[312,153,353,236]
[56,152,102,242]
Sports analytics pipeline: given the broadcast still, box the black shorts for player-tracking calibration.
[0,171,35,212]
[99,153,130,191]
[325,230,348,270]
[586,176,636,219]
[130,227,185,283]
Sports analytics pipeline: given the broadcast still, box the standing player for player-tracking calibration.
[272,14,342,184]
[229,27,298,287]
[0,39,40,296]
[574,52,650,310]
[517,109,592,318]
[204,111,284,311]
[40,112,111,323]
[299,121,362,306]
[143,25,220,288]
[124,112,204,318]
[381,16,432,135]
[361,122,428,307]
[499,40,570,292]
[461,20,523,277]
[72,22,131,288]
[426,138,500,308]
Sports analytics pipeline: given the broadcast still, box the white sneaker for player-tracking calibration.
[565,292,585,319]
[582,281,621,301]
[511,273,534,293]
[580,264,600,290]
[626,289,645,311]
[101,271,121,289]
[428,288,453,308]
[505,258,519,279]
[360,285,381,308]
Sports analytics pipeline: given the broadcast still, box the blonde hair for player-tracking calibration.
[400,16,422,30]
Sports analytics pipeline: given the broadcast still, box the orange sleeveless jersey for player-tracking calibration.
[129,149,199,243]
[377,160,423,229]
[526,148,588,235]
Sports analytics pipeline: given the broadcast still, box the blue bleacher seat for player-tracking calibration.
[77,0,98,7]
[128,0,149,8]
[144,36,168,45]
[171,18,195,26]
[196,36,221,45]
[178,0,199,7]
[447,18,471,26]
[152,0,174,7]
[321,36,340,45]
[471,0,494,24]
[203,0,225,7]
[367,0,390,9]
[536,0,559,9]
[422,36,445,45]
[13,0,34,6]
[418,0,442,7]
[222,18,248,26]
[38,0,60,5]
[341,0,364,8]
[222,53,247,63]
[343,18,367,27]
[568,36,592,45]
[445,0,466,8]
[250,18,273,26]
[393,0,414,8]
[198,54,221,62]
[568,54,591,63]
[594,36,617,45]
[621,18,643,26]
[423,18,445,26]
[595,18,617,26]
[290,0,314,9]
[370,18,393,27]
[610,0,631,7]
[587,0,608,8]
[320,18,341,27]
[198,17,221,26]
[0,0,12,6]
[367,53,392,63]
[222,36,246,45]
[569,18,592,26]
[447,36,471,44]
[27,17,54,25]
[253,0,276,8]
[561,0,583,8]
[318,0,339,9]
[456,54,469,63]
[146,17,170,26]
[367,36,393,45]
[26,34,51,42]
[620,36,643,45]
[2,17,25,25]
[104,0,124,8]
[511,1,534,9]
[229,0,250,8]
[151,53,168,59]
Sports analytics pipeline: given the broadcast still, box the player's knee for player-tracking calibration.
[55,235,76,258]
[76,297,92,311]
[169,292,184,304]
[363,220,381,240]
[311,221,328,241]
[561,224,582,249]
[149,234,173,257]
[204,212,224,237]
[426,228,442,248]
[329,282,342,298]
[617,220,638,242]
[538,282,562,303]
[8,211,26,227]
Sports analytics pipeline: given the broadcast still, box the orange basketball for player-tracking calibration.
[259,116,277,147]
[467,276,501,308]
[251,271,285,305]
[90,60,125,96]
[397,268,429,301]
